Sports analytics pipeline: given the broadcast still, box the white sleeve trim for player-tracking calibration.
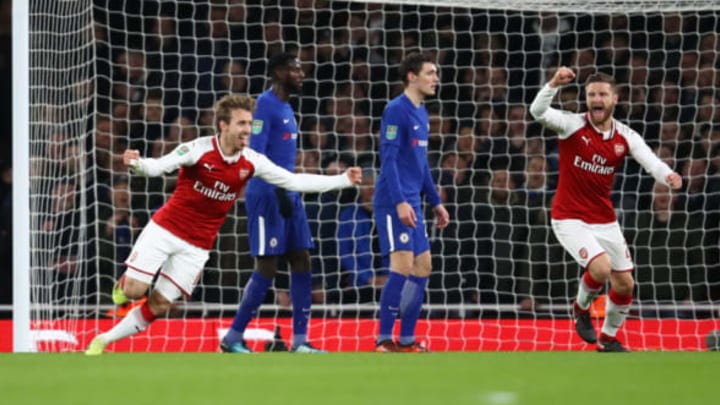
[529,84,585,139]
[243,148,352,192]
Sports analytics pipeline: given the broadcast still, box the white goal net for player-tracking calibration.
[14,0,720,352]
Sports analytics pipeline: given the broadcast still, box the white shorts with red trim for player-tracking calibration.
[551,219,633,271]
[123,219,209,301]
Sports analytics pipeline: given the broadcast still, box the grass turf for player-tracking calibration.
[0,352,716,405]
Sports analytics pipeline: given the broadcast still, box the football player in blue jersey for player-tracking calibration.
[374,52,450,352]
[221,52,325,353]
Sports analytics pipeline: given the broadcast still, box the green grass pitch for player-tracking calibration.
[0,352,716,405]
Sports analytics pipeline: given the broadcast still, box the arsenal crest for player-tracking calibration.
[614,144,625,156]
[239,169,250,180]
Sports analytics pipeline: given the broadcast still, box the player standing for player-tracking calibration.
[221,52,327,353]
[85,95,361,355]
[530,67,682,352]
[374,52,450,353]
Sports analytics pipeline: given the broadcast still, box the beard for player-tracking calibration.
[287,81,304,95]
[589,105,613,125]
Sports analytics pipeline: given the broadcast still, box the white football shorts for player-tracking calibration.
[551,218,633,271]
[123,219,210,301]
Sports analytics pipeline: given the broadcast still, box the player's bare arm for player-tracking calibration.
[396,202,416,228]
[123,149,140,167]
[666,172,682,189]
[433,204,450,229]
[548,66,576,88]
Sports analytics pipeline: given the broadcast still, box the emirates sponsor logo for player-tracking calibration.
[193,180,237,201]
[573,155,615,175]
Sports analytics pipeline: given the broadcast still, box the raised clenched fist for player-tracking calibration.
[549,66,576,88]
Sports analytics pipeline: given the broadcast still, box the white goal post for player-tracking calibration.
[11,0,720,352]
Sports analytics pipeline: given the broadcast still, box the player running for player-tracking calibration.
[85,95,361,355]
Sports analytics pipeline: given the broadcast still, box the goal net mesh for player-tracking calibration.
[25,0,719,351]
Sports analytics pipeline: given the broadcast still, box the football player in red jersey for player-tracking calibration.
[86,95,361,355]
[530,67,682,352]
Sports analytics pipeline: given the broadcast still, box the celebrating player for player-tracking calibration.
[85,94,361,355]
[374,52,450,353]
[530,67,682,352]
[221,52,328,353]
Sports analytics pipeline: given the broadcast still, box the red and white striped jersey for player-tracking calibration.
[130,135,352,249]
[530,85,673,224]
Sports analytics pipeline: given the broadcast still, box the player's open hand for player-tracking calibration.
[123,149,140,167]
[666,172,682,189]
[396,202,416,228]
[433,204,450,229]
[549,66,576,88]
[345,166,362,185]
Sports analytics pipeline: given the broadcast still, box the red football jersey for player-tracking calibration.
[552,116,629,223]
[530,84,673,224]
[151,136,255,249]
[130,135,353,249]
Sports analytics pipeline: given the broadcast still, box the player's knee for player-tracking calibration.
[288,250,311,273]
[389,251,414,275]
[122,278,149,299]
[256,267,277,279]
[392,263,414,276]
[412,252,432,277]
[611,272,634,295]
[255,256,279,279]
[587,256,612,281]
[413,266,432,278]
[147,291,173,315]
[413,269,431,277]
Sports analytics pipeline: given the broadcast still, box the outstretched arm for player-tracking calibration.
[245,148,361,192]
[626,130,682,189]
[529,66,584,138]
[124,143,197,176]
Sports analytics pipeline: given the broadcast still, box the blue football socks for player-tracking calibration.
[290,271,313,347]
[377,271,407,343]
[399,275,428,346]
[225,271,272,344]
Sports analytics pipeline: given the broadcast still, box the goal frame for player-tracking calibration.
[11,0,720,352]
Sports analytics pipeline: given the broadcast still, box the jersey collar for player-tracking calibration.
[585,113,615,141]
[213,135,242,163]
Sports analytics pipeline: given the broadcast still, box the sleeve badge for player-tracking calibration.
[385,125,398,140]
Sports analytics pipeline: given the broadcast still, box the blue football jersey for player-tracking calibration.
[246,89,299,194]
[374,93,441,209]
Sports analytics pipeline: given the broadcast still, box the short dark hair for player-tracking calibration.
[268,52,297,78]
[585,72,617,91]
[398,52,435,86]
